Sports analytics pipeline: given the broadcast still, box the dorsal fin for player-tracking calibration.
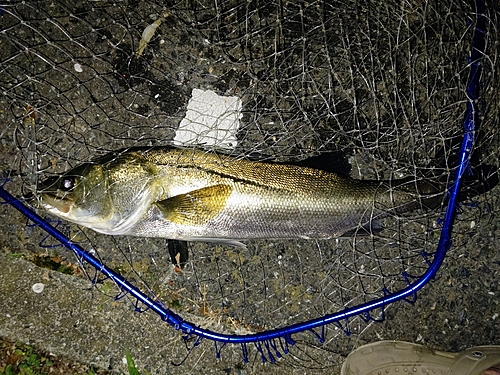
[290,151,351,176]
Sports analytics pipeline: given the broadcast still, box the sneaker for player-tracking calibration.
[341,341,500,375]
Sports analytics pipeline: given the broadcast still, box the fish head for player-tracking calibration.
[38,163,114,227]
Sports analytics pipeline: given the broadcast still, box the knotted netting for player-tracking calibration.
[0,0,499,372]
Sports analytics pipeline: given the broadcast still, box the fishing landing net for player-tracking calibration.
[0,0,499,371]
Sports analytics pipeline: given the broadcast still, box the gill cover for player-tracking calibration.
[39,163,112,224]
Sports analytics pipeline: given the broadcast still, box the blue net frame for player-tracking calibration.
[0,0,488,362]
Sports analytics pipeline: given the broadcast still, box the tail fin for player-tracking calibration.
[429,135,498,202]
[458,163,498,201]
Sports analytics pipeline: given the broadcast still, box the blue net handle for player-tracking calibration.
[0,0,487,347]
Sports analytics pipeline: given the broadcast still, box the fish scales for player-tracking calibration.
[39,147,444,244]
[139,149,394,239]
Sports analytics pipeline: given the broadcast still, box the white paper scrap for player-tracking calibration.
[174,88,242,149]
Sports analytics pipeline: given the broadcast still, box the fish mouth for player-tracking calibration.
[40,193,74,214]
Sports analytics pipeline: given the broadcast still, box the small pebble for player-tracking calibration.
[32,283,45,293]
[74,63,83,72]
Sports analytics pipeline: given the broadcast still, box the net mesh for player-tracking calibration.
[0,0,499,370]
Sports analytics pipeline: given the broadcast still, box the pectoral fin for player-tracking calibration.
[155,184,233,226]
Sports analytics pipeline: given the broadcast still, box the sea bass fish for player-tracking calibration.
[39,147,444,245]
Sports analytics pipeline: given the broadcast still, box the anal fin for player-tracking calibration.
[340,219,383,238]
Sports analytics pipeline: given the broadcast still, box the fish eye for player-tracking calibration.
[60,177,76,192]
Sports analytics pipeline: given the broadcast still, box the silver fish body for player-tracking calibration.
[39,147,443,244]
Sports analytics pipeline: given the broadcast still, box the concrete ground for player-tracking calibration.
[1,190,499,374]
[0,1,499,374]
